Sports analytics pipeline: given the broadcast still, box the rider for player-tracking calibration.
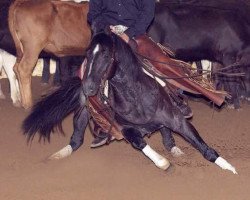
[87,0,193,148]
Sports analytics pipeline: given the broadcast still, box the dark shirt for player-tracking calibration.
[87,0,155,38]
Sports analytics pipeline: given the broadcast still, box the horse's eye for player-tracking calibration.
[103,48,110,55]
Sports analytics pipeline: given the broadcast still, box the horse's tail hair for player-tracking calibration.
[22,77,85,143]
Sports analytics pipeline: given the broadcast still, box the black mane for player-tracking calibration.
[112,33,143,82]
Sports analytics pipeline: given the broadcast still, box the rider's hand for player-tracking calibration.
[110,25,129,43]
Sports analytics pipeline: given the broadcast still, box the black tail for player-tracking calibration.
[22,77,85,142]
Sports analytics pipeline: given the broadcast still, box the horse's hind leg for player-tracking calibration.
[160,127,184,157]
[41,58,50,85]
[49,106,89,160]
[0,56,5,99]
[167,116,237,174]
[14,47,41,109]
[53,60,61,86]
[2,53,21,106]
[0,84,5,99]
[122,127,170,170]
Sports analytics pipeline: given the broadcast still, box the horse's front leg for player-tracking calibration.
[0,84,5,99]
[14,52,38,109]
[160,127,184,157]
[3,58,21,107]
[49,107,90,160]
[41,58,50,85]
[0,56,5,99]
[122,127,170,170]
[164,112,237,174]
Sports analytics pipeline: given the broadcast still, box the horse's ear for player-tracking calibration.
[90,21,100,36]
[103,26,112,35]
[91,21,104,36]
[91,21,111,37]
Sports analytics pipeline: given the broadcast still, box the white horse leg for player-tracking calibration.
[9,73,21,107]
[201,60,212,79]
[142,145,170,170]
[0,84,6,99]
[49,145,73,160]
[1,50,21,106]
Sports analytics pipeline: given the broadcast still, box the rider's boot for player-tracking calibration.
[164,85,193,119]
[90,131,115,148]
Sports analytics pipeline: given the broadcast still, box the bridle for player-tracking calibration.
[88,35,117,138]
[98,36,116,102]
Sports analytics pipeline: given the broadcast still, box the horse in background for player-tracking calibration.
[0,0,87,107]
[0,0,16,55]
[0,48,83,106]
[22,31,237,174]
[148,1,250,109]
[41,55,84,87]
[0,49,20,106]
[8,0,91,109]
[41,58,60,86]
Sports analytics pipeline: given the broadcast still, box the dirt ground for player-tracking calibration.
[0,77,250,200]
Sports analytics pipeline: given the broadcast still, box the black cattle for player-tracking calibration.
[148,1,250,108]
[0,0,16,54]
[41,56,83,87]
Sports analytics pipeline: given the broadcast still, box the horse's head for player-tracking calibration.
[83,32,115,96]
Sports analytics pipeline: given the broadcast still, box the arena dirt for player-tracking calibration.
[0,77,249,200]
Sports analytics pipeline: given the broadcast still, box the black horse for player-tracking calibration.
[148,1,250,108]
[23,32,237,174]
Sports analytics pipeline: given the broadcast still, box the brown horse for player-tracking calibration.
[8,0,91,109]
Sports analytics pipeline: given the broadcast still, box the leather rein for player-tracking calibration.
[136,52,245,80]
[93,38,117,137]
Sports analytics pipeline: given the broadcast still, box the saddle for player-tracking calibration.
[135,35,227,106]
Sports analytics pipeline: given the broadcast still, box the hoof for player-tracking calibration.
[215,157,238,174]
[142,145,171,171]
[48,145,73,160]
[156,157,171,170]
[227,103,241,110]
[171,146,184,157]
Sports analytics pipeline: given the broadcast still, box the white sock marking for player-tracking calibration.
[171,146,184,157]
[93,44,100,55]
[215,157,238,174]
[142,145,170,170]
[49,145,73,160]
